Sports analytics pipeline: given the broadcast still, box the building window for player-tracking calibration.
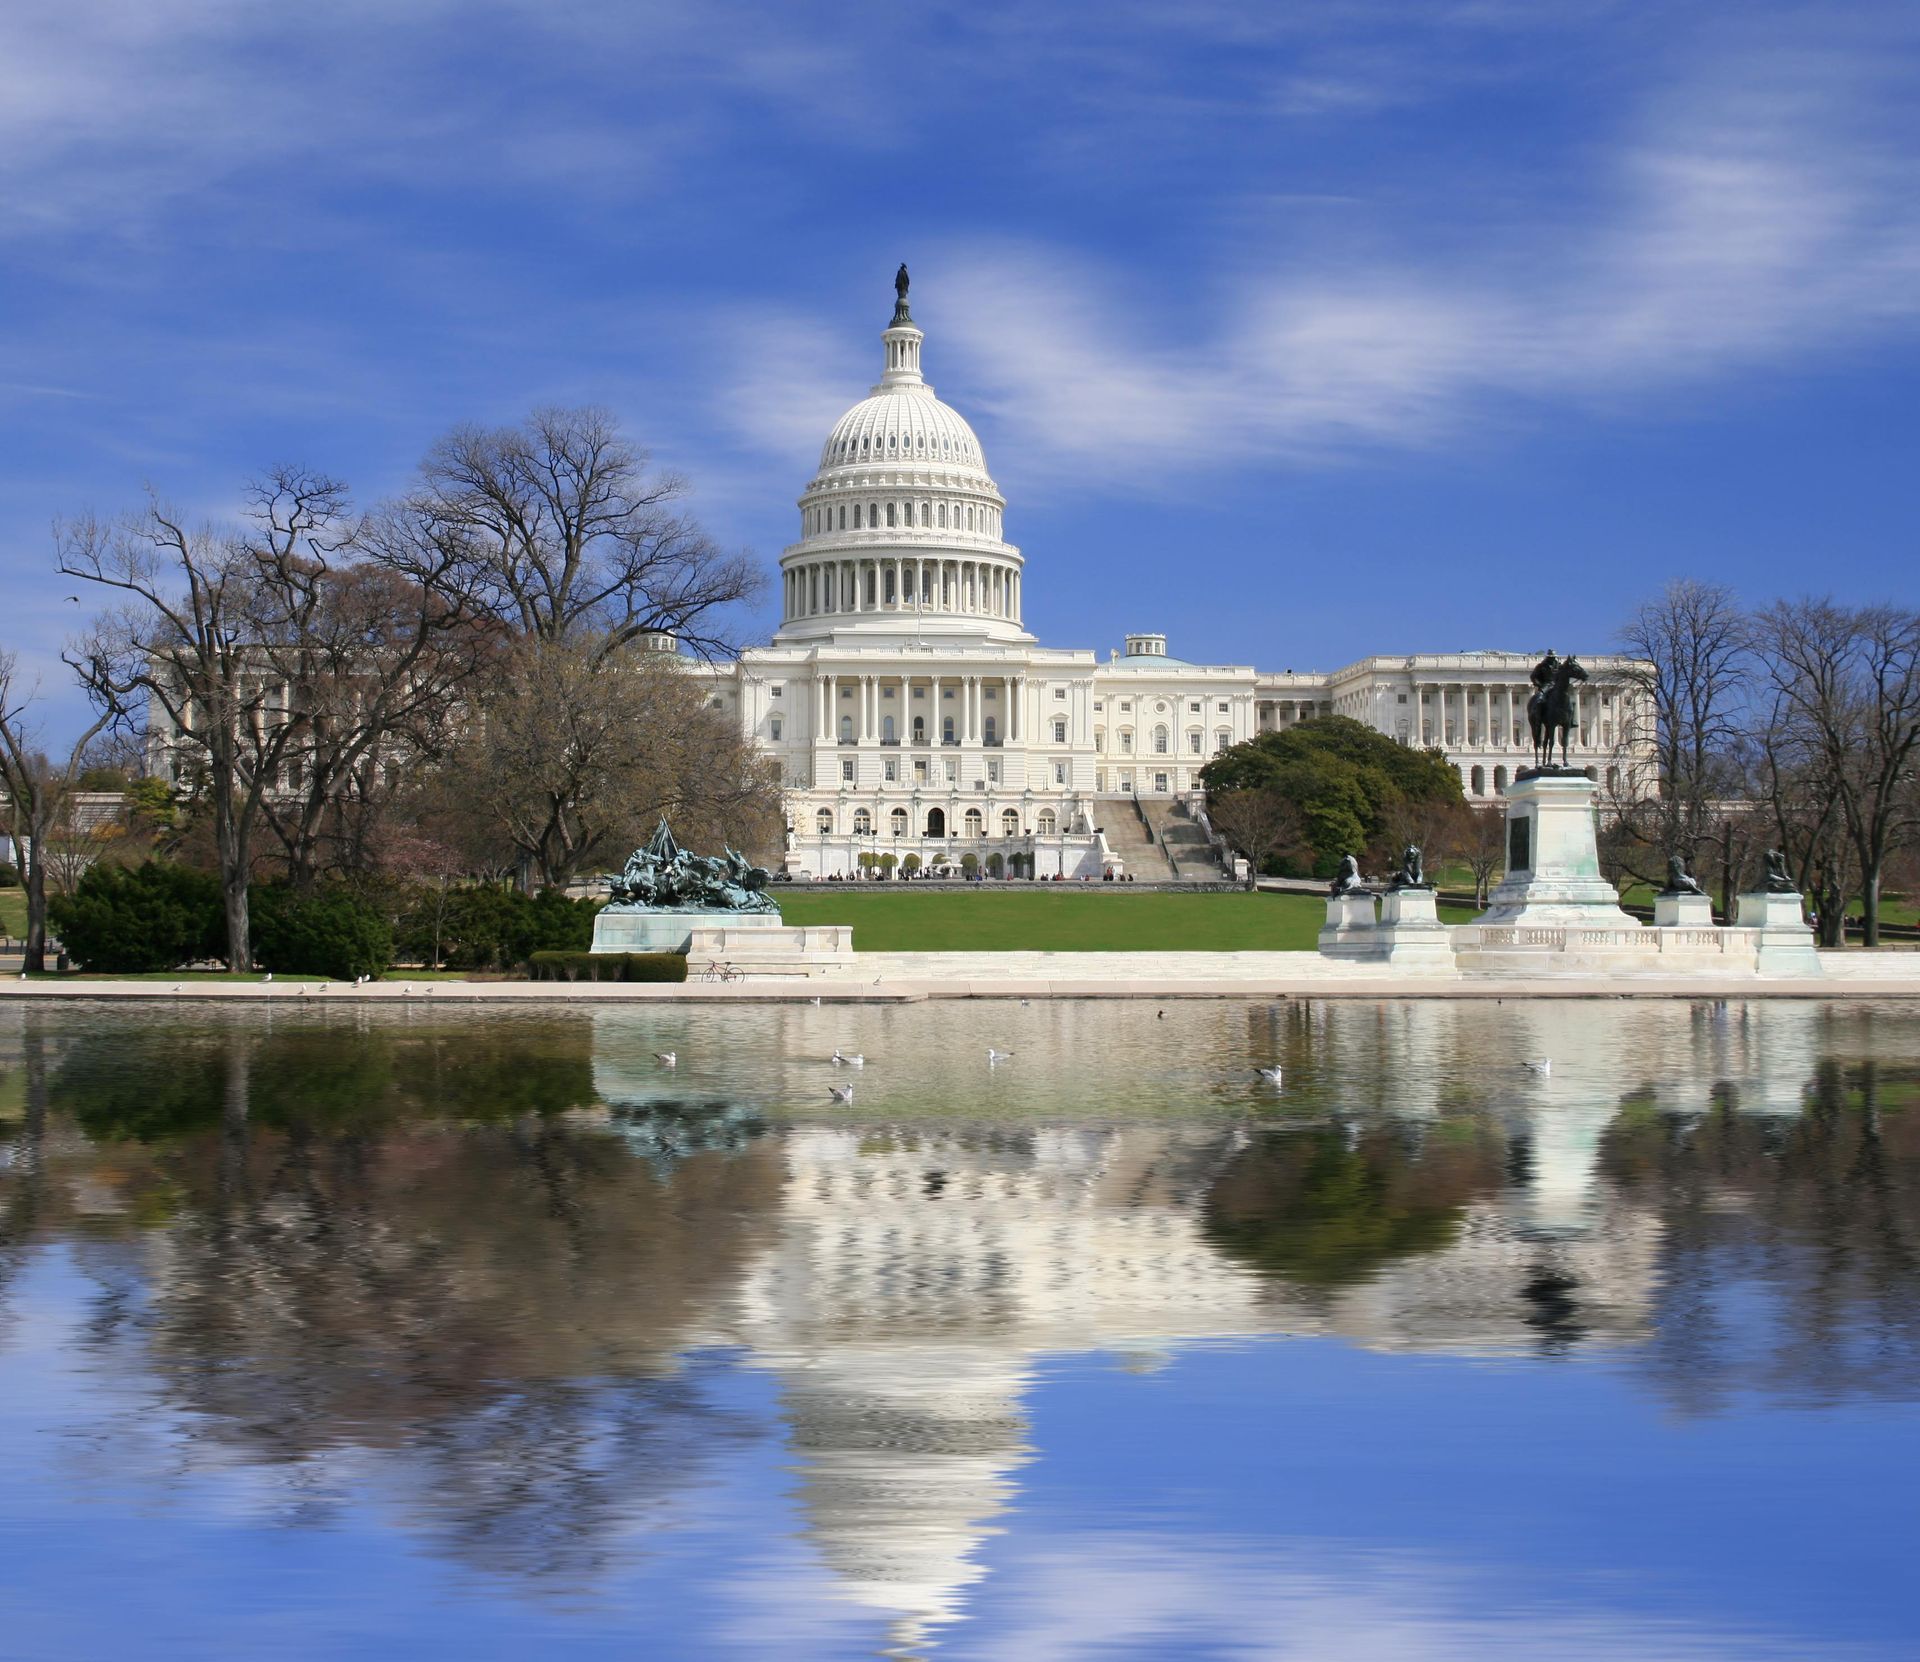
[1187,730,1202,754]
[1094,727,1105,752]
[964,807,983,836]
[771,685,783,697]
[943,716,955,743]
[1001,808,1020,835]
[1054,687,1067,700]
[886,502,897,527]
[841,759,855,782]
[892,807,909,834]
[840,716,854,742]
[1154,772,1168,793]
[1054,762,1067,785]
[1154,726,1169,754]
[817,809,833,832]
[1214,729,1230,752]
[884,759,897,781]
[1052,720,1067,743]
[1120,701,1131,712]
[1189,702,1200,713]
[987,759,999,783]
[1037,809,1057,834]
[854,808,872,834]
[1120,730,1133,754]
[1217,702,1228,713]
[770,717,783,740]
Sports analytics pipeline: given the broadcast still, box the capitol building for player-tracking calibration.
[700,277,1649,879]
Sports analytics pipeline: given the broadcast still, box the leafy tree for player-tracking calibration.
[393,882,597,970]
[1202,716,1464,875]
[49,861,224,972]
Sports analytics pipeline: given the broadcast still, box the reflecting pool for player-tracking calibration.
[2,998,1918,1659]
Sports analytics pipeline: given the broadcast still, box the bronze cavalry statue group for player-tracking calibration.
[604,819,778,914]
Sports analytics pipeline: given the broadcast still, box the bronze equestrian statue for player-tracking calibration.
[1526,651,1589,771]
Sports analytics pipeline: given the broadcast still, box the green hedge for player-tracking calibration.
[251,883,393,981]
[50,862,226,972]
[396,885,600,970]
[527,950,687,983]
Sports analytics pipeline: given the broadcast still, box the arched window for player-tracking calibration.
[853,808,872,834]
[938,503,947,528]
[891,807,909,835]
[1037,809,1057,834]
[840,715,853,742]
[983,716,998,745]
[919,501,930,526]
[838,505,847,530]
[1001,809,1020,835]
[886,502,897,528]
[1607,766,1620,793]
[926,807,946,837]
[943,715,955,743]
[966,504,975,530]
[1094,727,1106,752]
[1153,726,1169,755]
[816,808,833,833]
[853,504,863,529]
[963,807,984,837]
[1471,766,1485,796]
[1214,729,1230,753]
[913,715,926,742]
[882,714,896,743]
[1494,765,1508,794]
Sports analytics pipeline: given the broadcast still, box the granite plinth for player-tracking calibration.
[1318,891,1379,959]
[1736,891,1822,977]
[1474,772,1638,930]
[1653,892,1714,928]
[1373,886,1456,968]
[592,909,787,955]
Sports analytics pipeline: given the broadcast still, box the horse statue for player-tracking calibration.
[1526,651,1589,771]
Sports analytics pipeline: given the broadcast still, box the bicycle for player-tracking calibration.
[700,960,743,983]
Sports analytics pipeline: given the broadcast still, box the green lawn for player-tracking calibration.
[0,887,25,939]
[775,887,1478,952]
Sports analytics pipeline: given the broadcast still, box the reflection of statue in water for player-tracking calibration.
[1763,848,1797,894]
[1661,854,1707,897]
[1389,844,1429,891]
[1329,854,1368,896]
[1526,651,1590,771]
[604,818,778,914]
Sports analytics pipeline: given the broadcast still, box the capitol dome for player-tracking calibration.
[775,270,1028,646]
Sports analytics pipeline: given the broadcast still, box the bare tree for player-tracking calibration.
[1751,598,1920,946]
[59,472,354,970]
[1440,801,1507,908]
[448,638,780,888]
[1614,579,1751,884]
[413,408,763,661]
[0,648,130,971]
[1204,789,1305,890]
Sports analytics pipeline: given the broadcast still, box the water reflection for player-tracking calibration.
[1,998,1918,1656]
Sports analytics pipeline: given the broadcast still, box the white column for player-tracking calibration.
[1009,675,1020,742]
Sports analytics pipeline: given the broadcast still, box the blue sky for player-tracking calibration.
[3,0,1918,736]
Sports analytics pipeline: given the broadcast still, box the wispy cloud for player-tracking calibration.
[711,25,1920,494]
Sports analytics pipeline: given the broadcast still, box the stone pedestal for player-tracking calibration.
[1318,891,1379,959]
[1736,891,1822,977]
[592,909,788,955]
[1653,891,1714,927]
[1374,886,1456,968]
[1476,771,1637,928]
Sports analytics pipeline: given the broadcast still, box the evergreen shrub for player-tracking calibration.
[49,861,224,972]
[250,884,394,981]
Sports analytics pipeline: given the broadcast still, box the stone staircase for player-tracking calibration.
[1142,800,1231,881]
[1092,797,1176,879]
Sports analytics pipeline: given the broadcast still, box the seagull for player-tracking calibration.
[1522,1058,1552,1075]
[832,1050,865,1067]
[809,995,822,1006]
[828,1083,854,1104]
[987,1047,1013,1064]
[653,1051,677,1067]
[1019,998,1032,1007]
[262,972,273,983]
[1255,1066,1284,1086]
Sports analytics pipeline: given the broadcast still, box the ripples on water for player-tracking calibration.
[1,998,1917,1659]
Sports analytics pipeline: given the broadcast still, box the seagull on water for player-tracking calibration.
[1522,1058,1552,1076]
[828,1083,854,1104]
[653,1051,677,1067]
[809,995,822,1006]
[832,1050,865,1067]
[987,1047,1013,1064]
[1255,1066,1284,1086]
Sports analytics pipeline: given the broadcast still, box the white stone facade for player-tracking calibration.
[690,282,1655,879]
